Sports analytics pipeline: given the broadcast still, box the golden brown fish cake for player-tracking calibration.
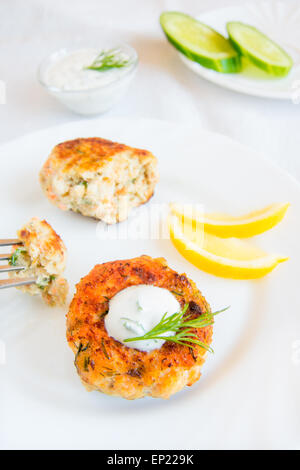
[67,255,213,399]
[39,137,159,224]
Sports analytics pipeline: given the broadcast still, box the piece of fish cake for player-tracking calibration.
[39,137,159,224]
[67,255,213,400]
[9,217,68,306]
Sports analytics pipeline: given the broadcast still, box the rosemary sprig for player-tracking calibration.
[124,303,229,352]
[85,48,131,72]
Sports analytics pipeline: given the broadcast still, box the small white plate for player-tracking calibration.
[0,118,300,449]
[179,1,300,100]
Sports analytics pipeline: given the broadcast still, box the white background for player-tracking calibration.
[0,0,300,180]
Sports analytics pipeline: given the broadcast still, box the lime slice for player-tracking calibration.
[160,11,241,73]
[227,22,293,77]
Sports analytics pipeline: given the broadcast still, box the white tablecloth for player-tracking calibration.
[1,0,300,181]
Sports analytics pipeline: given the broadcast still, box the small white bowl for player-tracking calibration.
[38,44,138,115]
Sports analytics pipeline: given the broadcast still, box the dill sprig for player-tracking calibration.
[85,48,131,72]
[124,303,229,352]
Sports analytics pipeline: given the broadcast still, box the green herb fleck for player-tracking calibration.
[122,317,146,336]
[99,310,108,320]
[171,290,184,296]
[79,180,88,188]
[101,338,110,360]
[9,248,26,266]
[36,274,56,290]
[75,342,89,361]
[189,347,197,362]
[100,368,120,378]
[75,342,83,361]
[84,356,90,372]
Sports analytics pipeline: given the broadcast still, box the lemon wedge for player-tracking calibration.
[169,215,288,279]
[170,202,290,238]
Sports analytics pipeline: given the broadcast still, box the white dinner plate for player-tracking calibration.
[0,118,299,450]
[179,1,300,100]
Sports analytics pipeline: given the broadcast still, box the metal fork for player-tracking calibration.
[0,239,35,289]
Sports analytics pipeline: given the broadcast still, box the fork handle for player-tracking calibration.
[0,239,21,247]
[0,277,36,289]
[0,265,25,273]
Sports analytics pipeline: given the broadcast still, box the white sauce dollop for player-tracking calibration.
[45,48,133,91]
[105,285,181,352]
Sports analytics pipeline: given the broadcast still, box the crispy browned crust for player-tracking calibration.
[39,137,159,224]
[18,219,66,258]
[67,255,213,399]
[41,137,156,175]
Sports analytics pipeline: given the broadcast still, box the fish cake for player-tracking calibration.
[39,137,159,224]
[67,255,213,399]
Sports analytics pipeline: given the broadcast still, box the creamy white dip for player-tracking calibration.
[44,48,134,91]
[105,285,181,352]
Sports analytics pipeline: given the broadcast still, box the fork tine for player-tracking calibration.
[0,239,21,247]
[0,277,36,289]
[0,254,11,260]
[0,265,25,273]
